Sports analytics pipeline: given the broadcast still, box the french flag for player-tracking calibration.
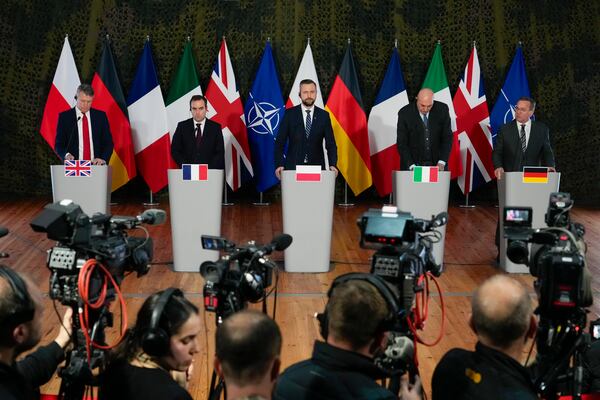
[127,40,175,193]
[40,36,80,151]
[182,164,208,181]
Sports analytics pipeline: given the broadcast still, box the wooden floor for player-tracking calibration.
[0,197,599,398]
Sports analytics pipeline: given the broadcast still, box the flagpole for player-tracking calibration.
[222,179,234,206]
[337,181,354,207]
[253,192,270,206]
[459,192,475,208]
[143,189,159,206]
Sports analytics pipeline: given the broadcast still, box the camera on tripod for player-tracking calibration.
[503,192,596,398]
[356,206,448,375]
[199,233,292,320]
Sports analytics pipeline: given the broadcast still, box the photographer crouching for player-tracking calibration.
[0,265,73,400]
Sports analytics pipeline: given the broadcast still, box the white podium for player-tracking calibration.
[393,170,450,268]
[281,170,335,272]
[498,172,560,273]
[168,169,223,272]
[51,165,112,215]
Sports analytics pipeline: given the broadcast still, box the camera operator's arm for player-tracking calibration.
[400,375,422,400]
[16,308,73,387]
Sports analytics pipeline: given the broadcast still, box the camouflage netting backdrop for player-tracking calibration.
[0,0,598,204]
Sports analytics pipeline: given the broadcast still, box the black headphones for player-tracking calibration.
[0,265,36,328]
[141,287,183,357]
[316,273,401,340]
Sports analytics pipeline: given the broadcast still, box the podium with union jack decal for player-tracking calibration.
[50,163,112,215]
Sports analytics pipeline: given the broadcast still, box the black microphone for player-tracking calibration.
[137,209,167,225]
[257,233,293,256]
[63,115,82,160]
[0,226,8,238]
[432,212,449,228]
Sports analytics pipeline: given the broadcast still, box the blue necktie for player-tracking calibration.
[305,109,312,139]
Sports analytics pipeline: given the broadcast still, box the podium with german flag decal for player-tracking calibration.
[168,167,223,272]
[281,168,335,272]
[393,169,450,269]
[498,169,560,273]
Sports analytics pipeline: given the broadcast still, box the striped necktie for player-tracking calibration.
[520,124,527,153]
[305,109,312,139]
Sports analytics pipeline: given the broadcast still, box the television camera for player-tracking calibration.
[199,233,292,322]
[503,192,596,399]
[29,199,163,400]
[356,206,448,382]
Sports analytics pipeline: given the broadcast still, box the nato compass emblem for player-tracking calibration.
[247,96,282,136]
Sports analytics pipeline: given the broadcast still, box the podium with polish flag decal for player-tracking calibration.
[281,166,335,272]
[393,168,450,267]
[51,163,112,215]
[168,165,223,272]
[498,169,560,273]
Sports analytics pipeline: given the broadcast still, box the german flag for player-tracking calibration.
[325,44,372,195]
[91,39,136,191]
[522,166,549,183]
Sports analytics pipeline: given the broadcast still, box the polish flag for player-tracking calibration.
[296,165,322,182]
[40,36,80,151]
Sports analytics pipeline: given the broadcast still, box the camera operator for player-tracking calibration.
[432,275,538,400]
[214,310,282,400]
[274,276,421,400]
[99,288,201,400]
[0,265,73,400]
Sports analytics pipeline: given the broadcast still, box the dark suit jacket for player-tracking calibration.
[55,108,114,162]
[171,118,225,169]
[274,105,337,170]
[492,120,555,172]
[396,101,452,170]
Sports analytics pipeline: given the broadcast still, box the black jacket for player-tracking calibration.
[0,342,65,400]
[99,360,192,400]
[431,342,538,400]
[171,117,225,169]
[396,101,452,170]
[274,105,337,170]
[492,120,555,172]
[273,341,396,400]
[55,107,114,162]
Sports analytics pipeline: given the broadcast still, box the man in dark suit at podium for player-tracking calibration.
[274,79,338,179]
[396,88,452,171]
[492,97,555,179]
[55,84,114,165]
[171,95,225,169]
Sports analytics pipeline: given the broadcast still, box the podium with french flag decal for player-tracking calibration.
[393,168,450,268]
[498,168,560,273]
[281,167,336,272]
[168,165,223,272]
[51,163,112,215]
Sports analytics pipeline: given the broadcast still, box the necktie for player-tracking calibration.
[305,110,312,139]
[195,123,202,147]
[423,113,428,128]
[82,113,91,160]
[520,124,527,153]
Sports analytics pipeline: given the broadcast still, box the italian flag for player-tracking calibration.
[166,41,203,141]
[413,166,438,183]
[422,42,461,179]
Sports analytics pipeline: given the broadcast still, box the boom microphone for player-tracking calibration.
[257,233,293,256]
[137,209,167,225]
[0,226,8,238]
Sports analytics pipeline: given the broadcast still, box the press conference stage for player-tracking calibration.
[0,197,598,398]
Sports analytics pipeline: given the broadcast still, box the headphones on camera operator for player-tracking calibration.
[316,272,401,341]
[0,265,36,333]
[141,287,182,357]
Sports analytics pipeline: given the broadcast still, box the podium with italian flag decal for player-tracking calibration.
[281,167,336,272]
[51,163,112,215]
[392,168,450,268]
[498,169,560,273]
[168,166,223,272]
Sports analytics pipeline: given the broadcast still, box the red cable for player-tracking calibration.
[408,272,446,347]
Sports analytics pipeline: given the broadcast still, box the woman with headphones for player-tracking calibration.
[99,288,201,400]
